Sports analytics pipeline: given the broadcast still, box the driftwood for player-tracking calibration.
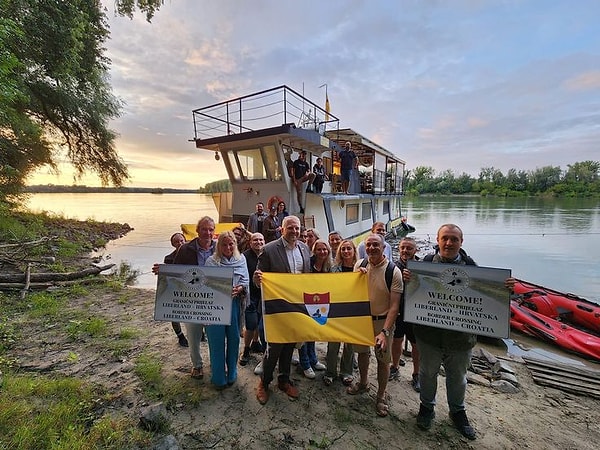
[0,264,115,284]
[523,356,600,399]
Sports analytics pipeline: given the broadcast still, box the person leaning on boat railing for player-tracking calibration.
[404,223,516,440]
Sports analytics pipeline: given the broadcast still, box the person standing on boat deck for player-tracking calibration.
[240,232,266,368]
[390,237,421,392]
[205,230,249,389]
[292,150,315,213]
[151,232,189,348]
[357,221,393,260]
[247,202,268,234]
[348,233,403,418]
[408,223,515,440]
[339,141,358,194]
[262,206,282,243]
[254,215,312,405]
[312,157,328,193]
[172,216,217,380]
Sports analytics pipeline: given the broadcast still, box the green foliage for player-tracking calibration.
[66,317,108,340]
[405,161,600,197]
[134,351,163,397]
[199,178,232,193]
[114,0,165,22]
[0,0,128,201]
[0,372,152,448]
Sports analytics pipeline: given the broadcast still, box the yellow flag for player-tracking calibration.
[262,272,374,345]
[325,92,330,122]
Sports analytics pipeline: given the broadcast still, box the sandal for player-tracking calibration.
[190,367,204,379]
[323,375,333,386]
[376,396,389,417]
[341,375,353,386]
[346,382,369,395]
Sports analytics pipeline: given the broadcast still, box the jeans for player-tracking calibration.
[205,298,241,386]
[416,337,472,414]
[299,342,317,370]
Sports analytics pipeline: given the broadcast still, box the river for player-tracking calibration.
[21,193,600,366]
[23,193,599,302]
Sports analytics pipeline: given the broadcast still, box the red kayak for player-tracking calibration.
[513,279,600,333]
[510,300,600,361]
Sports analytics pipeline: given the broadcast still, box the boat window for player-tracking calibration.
[237,148,267,180]
[346,203,359,225]
[383,200,390,215]
[262,145,282,181]
[362,202,372,221]
[224,152,241,181]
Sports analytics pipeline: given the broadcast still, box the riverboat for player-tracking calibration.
[188,85,411,244]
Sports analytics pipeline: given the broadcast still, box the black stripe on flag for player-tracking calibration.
[264,299,371,318]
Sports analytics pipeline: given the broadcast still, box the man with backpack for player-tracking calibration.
[347,233,403,417]
[412,223,515,440]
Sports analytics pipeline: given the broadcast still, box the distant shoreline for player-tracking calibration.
[24,185,204,194]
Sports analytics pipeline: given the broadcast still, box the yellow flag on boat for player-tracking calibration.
[325,92,330,122]
[261,272,374,345]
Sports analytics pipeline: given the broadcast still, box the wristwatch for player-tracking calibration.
[381,328,390,337]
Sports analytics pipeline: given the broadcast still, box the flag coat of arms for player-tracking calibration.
[261,272,374,345]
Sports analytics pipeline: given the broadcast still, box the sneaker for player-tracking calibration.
[303,367,316,379]
[450,410,476,440]
[256,381,269,405]
[416,404,435,430]
[411,373,421,392]
[278,380,299,399]
[239,348,250,366]
[389,366,399,381]
[177,333,189,347]
[254,361,264,375]
[313,361,326,371]
[291,355,300,365]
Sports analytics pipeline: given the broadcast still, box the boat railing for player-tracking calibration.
[192,85,340,141]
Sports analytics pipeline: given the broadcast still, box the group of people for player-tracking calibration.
[287,141,359,213]
[154,215,515,441]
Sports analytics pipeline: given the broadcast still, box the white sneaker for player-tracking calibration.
[291,356,300,365]
[313,361,326,371]
[254,361,263,375]
[303,367,316,379]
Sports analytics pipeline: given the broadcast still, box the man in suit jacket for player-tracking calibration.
[253,215,311,404]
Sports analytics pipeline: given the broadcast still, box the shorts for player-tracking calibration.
[244,298,261,331]
[353,319,393,364]
[393,313,416,343]
[340,169,352,182]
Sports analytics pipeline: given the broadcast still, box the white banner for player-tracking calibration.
[154,264,234,325]
[405,261,511,338]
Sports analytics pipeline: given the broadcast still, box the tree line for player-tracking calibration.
[404,161,600,197]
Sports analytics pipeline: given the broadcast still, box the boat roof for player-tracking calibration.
[191,85,405,163]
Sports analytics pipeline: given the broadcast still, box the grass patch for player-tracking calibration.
[0,372,152,449]
[66,317,108,340]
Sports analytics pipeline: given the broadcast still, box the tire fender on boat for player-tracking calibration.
[267,195,285,212]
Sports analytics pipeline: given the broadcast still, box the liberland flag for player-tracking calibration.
[325,92,330,122]
[262,272,374,345]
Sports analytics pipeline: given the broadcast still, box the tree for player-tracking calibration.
[1,0,128,200]
[114,0,165,22]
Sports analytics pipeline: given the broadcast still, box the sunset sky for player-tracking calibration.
[30,0,600,189]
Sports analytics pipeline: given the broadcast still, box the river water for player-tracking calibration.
[23,193,599,301]
[21,193,600,366]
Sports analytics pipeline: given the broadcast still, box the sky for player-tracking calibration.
[30,0,600,189]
